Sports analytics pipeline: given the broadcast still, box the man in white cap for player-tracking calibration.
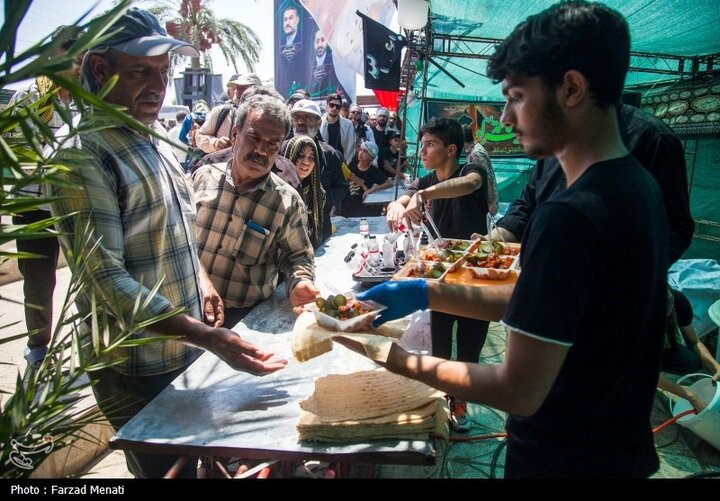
[372,107,392,153]
[195,73,262,154]
[48,8,286,478]
[286,99,348,243]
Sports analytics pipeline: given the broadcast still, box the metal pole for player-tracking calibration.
[395,29,417,202]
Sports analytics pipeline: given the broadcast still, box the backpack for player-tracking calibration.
[184,105,234,173]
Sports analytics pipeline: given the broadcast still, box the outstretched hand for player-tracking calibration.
[357,279,428,327]
[209,328,287,376]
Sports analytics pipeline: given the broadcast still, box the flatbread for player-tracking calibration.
[299,368,444,422]
[292,311,409,362]
[297,399,450,442]
[331,333,395,363]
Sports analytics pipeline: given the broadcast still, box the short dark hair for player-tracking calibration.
[326,93,342,104]
[487,0,630,108]
[419,118,464,159]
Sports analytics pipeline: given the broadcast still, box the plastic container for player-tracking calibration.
[462,253,520,281]
[308,293,386,332]
[469,239,521,256]
[394,260,450,280]
[419,239,474,263]
[671,373,720,450]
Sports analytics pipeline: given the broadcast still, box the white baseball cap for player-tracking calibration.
[290,99,322,119]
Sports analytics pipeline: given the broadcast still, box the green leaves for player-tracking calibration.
[0,0,195,479]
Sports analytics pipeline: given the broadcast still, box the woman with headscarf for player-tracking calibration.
[280,136,326,248]
[343,140,393,217]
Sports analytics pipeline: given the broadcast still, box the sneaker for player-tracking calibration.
[449,397,470,433]
[23,345,49,370]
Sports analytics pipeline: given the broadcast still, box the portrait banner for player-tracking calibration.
[275,0,355,102]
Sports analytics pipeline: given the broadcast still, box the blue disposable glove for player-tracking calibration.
[356,279,428,327]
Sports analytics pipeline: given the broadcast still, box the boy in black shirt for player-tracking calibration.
[386,117,489,432]
[379,130,407,179]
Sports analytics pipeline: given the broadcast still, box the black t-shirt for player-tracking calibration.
[349,160,388,190]
[326,120,342,156]
[379,147,406,177]
[502,156,668,478]
[405,164,488,239]
[498,104,693,263]
[372,128,390,153]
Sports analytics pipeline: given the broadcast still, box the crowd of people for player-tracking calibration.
[8,1,712,479]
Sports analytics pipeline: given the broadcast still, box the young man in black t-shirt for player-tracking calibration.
[346,1,669,478]
[386,117,489,432]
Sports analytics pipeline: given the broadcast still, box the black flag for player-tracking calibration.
[358,11,406,91]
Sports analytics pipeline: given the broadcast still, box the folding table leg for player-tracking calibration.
[163,456,191,479]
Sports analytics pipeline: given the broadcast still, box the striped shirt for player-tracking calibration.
[193,162,315,308]
[48,121,204,376]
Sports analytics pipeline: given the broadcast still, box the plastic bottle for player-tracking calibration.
[344,251,363,274]
[382,234,398,268]
[359,218,369,237]
[395,249,406,267]
[367,235,380,266]
[360,235,369,259]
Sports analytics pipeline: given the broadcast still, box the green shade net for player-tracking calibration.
[400,0,719,259]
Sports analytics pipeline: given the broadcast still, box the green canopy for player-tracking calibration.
[419,0,720,101]
[402,0,720,259]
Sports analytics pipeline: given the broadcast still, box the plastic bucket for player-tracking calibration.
[670,373,720,450]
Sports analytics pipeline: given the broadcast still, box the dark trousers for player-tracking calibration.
[89,366,198,478]
[12,210,59,348]
[431,311,489,363]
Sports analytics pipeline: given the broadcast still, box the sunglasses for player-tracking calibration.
[327,102,342,109]
[349,110,360,114]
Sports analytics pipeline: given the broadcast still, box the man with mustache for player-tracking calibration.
[194,94,319,326]
[48,9,287,478]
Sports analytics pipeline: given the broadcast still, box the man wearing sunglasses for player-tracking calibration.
[320,93,355,164]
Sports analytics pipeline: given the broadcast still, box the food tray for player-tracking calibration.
[307,292,387,332]
[393,260,452,280]
[418,238,475,263]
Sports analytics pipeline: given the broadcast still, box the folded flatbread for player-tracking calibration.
[292,311,408,362]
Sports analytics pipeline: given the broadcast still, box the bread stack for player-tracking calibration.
[297,368,449,442]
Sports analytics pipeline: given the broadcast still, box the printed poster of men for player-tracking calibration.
[308,29,341,97]
[275,0,309,98]
[274,0,353,101]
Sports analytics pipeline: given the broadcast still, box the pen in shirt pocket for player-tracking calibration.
[246,219,270,236]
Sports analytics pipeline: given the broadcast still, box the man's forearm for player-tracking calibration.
[427,281,513,321]
[420,173,482,201]
[152,310,215,349]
